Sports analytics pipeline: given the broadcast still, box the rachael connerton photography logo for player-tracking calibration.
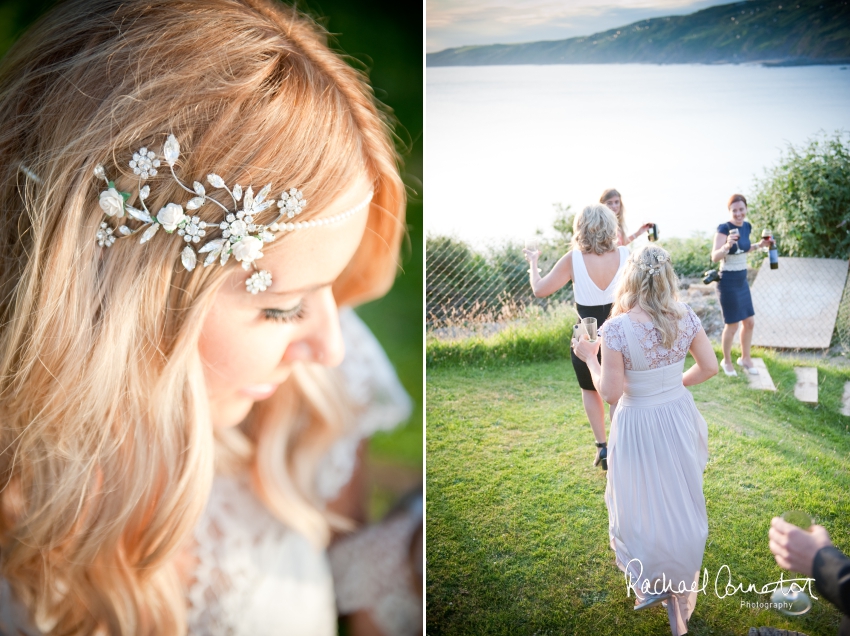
[625,559,818,601]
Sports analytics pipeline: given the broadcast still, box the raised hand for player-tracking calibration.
[522,248,539,264]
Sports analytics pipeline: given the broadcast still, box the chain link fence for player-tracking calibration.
[426,235,574,339]
[427,234,850,354]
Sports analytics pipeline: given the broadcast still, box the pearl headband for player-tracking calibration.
[93,134,372,293]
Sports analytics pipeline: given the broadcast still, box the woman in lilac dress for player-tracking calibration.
[574,245,718,635]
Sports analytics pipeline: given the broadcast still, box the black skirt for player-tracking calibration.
[571,302,613,391]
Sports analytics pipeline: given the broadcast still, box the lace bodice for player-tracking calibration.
[604,304,702,370]
[188,474,338,635]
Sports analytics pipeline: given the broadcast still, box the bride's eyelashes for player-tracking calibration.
[262,302,306,323]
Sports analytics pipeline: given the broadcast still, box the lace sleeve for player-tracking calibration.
[604,316,633,369]
[683,304,703,347]
[604,316,625,352]
[314,308,414,501]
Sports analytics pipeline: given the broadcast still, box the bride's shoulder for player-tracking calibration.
[604,313,628,334]
[677,301,697,316]
[676,302,702,329]
[607,312,627,326]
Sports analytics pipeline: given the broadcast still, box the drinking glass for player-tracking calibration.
[581,317,598,343]
[729,227,739,253]
[770,511,814,616]
[761,228,773,252]
[525,238,539,252]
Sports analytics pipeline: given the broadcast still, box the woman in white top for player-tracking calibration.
[574,245,718,636]
[524,204,628,470]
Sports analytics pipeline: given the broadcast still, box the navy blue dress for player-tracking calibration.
[716,221,755,324]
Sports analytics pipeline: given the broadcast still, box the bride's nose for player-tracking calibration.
[284,287,345,367]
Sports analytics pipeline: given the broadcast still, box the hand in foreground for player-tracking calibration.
[756,237,775,249]
[572,332,601,363]
[768,516,833,578]
[640,222,654,233]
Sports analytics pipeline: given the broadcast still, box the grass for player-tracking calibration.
[426,348,850,635]
[427,304,578,368]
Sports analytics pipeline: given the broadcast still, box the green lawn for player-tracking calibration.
[426,350,850,635]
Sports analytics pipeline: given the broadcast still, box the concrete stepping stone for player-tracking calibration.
[746,358,776,391]
[793,367,818,404]
[841,382,850,416]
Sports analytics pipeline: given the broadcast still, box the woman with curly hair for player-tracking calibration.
[524,203,628,471]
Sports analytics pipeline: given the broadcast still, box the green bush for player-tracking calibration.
[748,132,850,259]
[656,233,714,278]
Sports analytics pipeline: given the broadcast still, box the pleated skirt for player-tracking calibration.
[605,389,709,636]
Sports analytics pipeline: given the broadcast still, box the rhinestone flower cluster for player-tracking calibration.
[93,134,316,294]
[633,251,669,276]
[94,134,372,293]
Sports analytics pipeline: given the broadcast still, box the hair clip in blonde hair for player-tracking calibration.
[94,134,372,294]
[633,251,670,277]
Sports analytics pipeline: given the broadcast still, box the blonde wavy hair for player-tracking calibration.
[611,245,685,349]
[599,187,627,240]
[572,203,618,255]
[0,0,405,633]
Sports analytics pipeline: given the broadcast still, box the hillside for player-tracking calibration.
[427,0,850,67]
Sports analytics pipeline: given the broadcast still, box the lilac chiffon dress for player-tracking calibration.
[603,305,709,636]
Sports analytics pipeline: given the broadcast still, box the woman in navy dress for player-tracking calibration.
[710,194,772,376]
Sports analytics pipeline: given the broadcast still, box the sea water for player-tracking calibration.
[426,63,850,247]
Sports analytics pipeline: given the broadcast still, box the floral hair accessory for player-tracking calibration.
[632,251,670,277]
[94,134,373,293]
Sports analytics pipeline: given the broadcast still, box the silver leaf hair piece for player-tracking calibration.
[632,250,670,277]
[94,134,373,294]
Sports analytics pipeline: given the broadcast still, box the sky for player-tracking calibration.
[427,0,737,53]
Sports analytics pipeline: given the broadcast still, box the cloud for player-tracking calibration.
[426,0,731,52]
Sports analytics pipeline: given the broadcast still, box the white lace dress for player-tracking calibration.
[603,305,709,636]
[0,308,414,636]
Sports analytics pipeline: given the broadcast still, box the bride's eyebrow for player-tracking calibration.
[262,281,334,297]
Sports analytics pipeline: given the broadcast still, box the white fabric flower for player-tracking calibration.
[231,236,264,263]
[156,202,185,232]
[99,187,125,217]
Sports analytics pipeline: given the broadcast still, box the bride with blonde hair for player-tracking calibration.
[574,245,718,636]
[0,0,415,633]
